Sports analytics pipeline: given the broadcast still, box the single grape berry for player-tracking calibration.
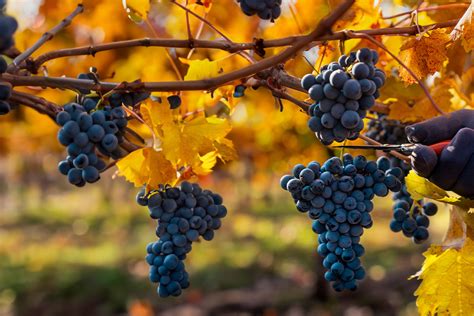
[167,95,181,109]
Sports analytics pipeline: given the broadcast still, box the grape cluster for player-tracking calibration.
[137,182,228,297]
[377,149,439,243]
[362,116,437,243]
[280,154,403,291]
[0,12,17,52]
[0,58,12,115]
[237,0,281,21]
[390,187,438,244]
[76,70,151,106]
[0,6,17,116]
[56,94,129,186]
[301,48,386,145]
[365,114,407,145]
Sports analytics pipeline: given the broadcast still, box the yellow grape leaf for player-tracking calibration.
[314,43,341,72]
[414,238,474,316]
[329,0,381,32]
[459,68,474,107]
[214,138,238,162]
[179,58,223,81]
[117,148,177,188]
[191,151,218,175]
[443,207,467,247]
[399,30,450,84]
[196,85,237,112]
[406,171,474,209]
[122,0,150,23]
[461,21,474,52]
[386,77,455,123]
[140,101,234,176]
[445,41,466,77]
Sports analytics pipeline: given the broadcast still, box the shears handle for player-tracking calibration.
[429,140,451,156]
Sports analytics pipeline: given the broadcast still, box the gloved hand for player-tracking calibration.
[405,109,474,198]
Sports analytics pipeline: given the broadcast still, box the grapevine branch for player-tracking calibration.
[1,3,456,120]
[27,20,458,72]
[344,31,446,115]
[10,4,84,70]
[9,91,58,119]
[4,0,356,93]
[4,22,460,95]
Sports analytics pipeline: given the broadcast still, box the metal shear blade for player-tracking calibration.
[333,144,417,155]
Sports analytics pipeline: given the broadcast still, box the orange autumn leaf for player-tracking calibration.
[398,30,450,84]
[382,77,456,123]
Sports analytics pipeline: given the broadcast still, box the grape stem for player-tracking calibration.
[144,17,185,81]
[184,0,193,44]
[358,134,411,163]
[9,4,84,71]
[344,31,446,116]
[170,0,256,64]
[266,85,311,112]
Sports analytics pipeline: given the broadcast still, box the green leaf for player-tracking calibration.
[406,171,474,209]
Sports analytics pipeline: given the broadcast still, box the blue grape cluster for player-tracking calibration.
[362,116,438,243]
[137,182,228,297]
[378,152,439,243]
[76,70,151,107]
[301,48,386,145]
[280,154,403,291]
[389,158,438,243]
[390,189,438,244]
[0,58,12,115]
[365,114,407,145]
[0,11,17,52]
[56,95,129,186]
[0,6,17,116]
[237,0,281,21]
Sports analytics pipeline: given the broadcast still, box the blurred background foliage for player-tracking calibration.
[0,0,463,315]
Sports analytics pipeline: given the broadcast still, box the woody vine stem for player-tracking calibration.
[0,1,463,157]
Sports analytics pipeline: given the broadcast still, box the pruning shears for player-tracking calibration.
[333,141,451,156]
